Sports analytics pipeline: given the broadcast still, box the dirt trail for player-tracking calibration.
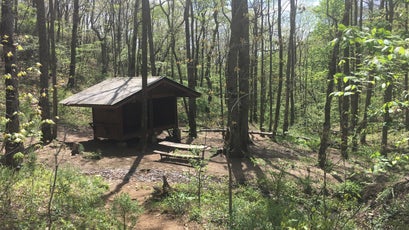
[36,125,346,229]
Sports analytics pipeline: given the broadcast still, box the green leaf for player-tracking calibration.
[394,46,405,55]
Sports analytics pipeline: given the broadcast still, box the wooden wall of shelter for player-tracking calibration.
[59,77,200,141]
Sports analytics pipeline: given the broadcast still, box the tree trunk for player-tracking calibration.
[259,0,266,132]
[90,0,110,75]
[185,0,198,138]
[268,0,275,132]
[115,1,123,76]
[358,0,376,144]
[381,79,393,155]
[68,0,79,88]
[405,72,409,131]
[1,0,24,167]
[342,0,352,159]
[283,0,296,135]
[203,6,218,113]
[49,0,58,139]
[225,0,250,158]
[147,6,156,76]
[129,0,139,77]
[404,1,409,131]
[13,0,18,33]
[36,0,52,143]
[359,75,374,144]
[250,9,258,123]
[272,0,283,140]
[141,0,149,150]
[351,0,363,152]
[381,0,395,155]
[161,0,189,117]
[318,38,340,169]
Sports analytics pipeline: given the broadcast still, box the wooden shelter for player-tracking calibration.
[60,77,200,141]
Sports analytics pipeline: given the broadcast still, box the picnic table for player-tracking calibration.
[158,141,210,151]
[155,141,210,161]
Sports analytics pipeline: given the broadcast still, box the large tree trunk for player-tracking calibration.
[1,0,24,167]
[67,0,79,88]
[225,0,250,158]
[36,0,52,143]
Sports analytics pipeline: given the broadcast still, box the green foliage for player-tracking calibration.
[17,3,37,35]
[154,166,361,229]
[369,151,409,175]
[111,193,143,230]
[83,150,102,160]
[58,91,92,128]
[334,180,362,202]
[370,187,409,229]
[0,164,121,229]
[162,191,195,215]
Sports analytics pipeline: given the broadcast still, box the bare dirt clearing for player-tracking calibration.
[36,125,357,229]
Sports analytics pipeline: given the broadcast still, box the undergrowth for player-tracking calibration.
[154,168,361,229]
[0,156,142,229]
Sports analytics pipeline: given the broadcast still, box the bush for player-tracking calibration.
[111,193,143,230]
[162,191,194,215]
[334,180,363,202]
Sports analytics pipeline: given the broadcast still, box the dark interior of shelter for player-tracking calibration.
[91,96,177,141]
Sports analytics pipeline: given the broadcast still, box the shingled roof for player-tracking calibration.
[59,76,200,107]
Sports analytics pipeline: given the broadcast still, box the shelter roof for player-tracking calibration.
[59,76,200,107]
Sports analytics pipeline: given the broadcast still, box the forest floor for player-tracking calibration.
[36,125,369,229]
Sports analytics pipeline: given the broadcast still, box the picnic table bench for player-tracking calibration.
[155,141,210,161]
[154,150,202,161]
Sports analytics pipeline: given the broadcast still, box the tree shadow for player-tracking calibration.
[101,151,144,201]
[66,138,143,158]
[230,156,268,186]
[229,143,316,189]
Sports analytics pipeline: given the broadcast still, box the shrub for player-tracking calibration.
[162,191,194,215]
[111,193,143,230]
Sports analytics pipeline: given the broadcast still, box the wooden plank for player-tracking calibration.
[153,150,170,155]
[158,141,209,151]
[154,150,201,160]
[249,130,273,136]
